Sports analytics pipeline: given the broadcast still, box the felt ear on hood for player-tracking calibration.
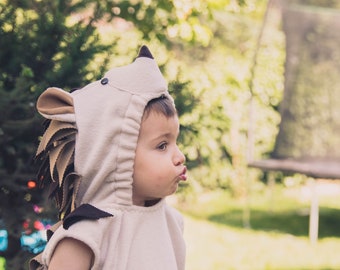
[36,87,76,123]
[136,45,154,59]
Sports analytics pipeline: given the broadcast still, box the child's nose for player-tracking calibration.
[174,146,185,165]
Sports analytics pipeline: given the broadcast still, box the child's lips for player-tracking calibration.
[178,167,187,181]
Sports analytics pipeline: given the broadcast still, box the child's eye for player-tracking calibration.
[157,142,167,151]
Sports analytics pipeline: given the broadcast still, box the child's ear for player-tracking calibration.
[37,87,76,122]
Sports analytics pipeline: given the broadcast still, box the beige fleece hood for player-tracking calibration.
[36,45,171,214]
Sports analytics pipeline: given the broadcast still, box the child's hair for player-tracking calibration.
[143,95,176,120]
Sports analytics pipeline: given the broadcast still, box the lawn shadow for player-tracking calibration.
[206,206,340,238]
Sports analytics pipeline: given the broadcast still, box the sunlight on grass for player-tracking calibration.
[178,183,340,270]
[184,214,340,270]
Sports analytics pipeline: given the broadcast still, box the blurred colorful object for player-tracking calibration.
[0,220,50,254]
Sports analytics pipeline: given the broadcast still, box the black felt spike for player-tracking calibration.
[137,45,154,59]
[63,204,113,229]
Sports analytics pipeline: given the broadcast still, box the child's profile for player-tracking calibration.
[30,45,187,270]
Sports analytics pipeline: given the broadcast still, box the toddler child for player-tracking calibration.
[30,45,187,270]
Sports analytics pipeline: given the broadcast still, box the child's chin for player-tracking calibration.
[170,185,179,195]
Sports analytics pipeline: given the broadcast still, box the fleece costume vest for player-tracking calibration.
[30,46,186,270]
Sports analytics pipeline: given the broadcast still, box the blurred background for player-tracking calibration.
[1,0,340,269]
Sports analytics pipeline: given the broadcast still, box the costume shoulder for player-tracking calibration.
[30,205,114,270]
[165,204,184,232]
[42,214,115,269]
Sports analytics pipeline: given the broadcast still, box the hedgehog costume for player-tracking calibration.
[30,46,186,270]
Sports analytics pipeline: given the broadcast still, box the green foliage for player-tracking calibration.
[0,257,4,270]
[0,0,114,267]
[0,0,217,267]
[161,0,284,196]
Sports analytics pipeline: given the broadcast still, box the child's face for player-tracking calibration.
[132,111,187,206]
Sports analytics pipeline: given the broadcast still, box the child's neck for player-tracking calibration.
[144,199,161,207]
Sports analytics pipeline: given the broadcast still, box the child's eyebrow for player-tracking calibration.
[151,131,179,142]
[151,133,172,141]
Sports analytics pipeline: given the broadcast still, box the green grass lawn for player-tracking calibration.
[178,182,340,270]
